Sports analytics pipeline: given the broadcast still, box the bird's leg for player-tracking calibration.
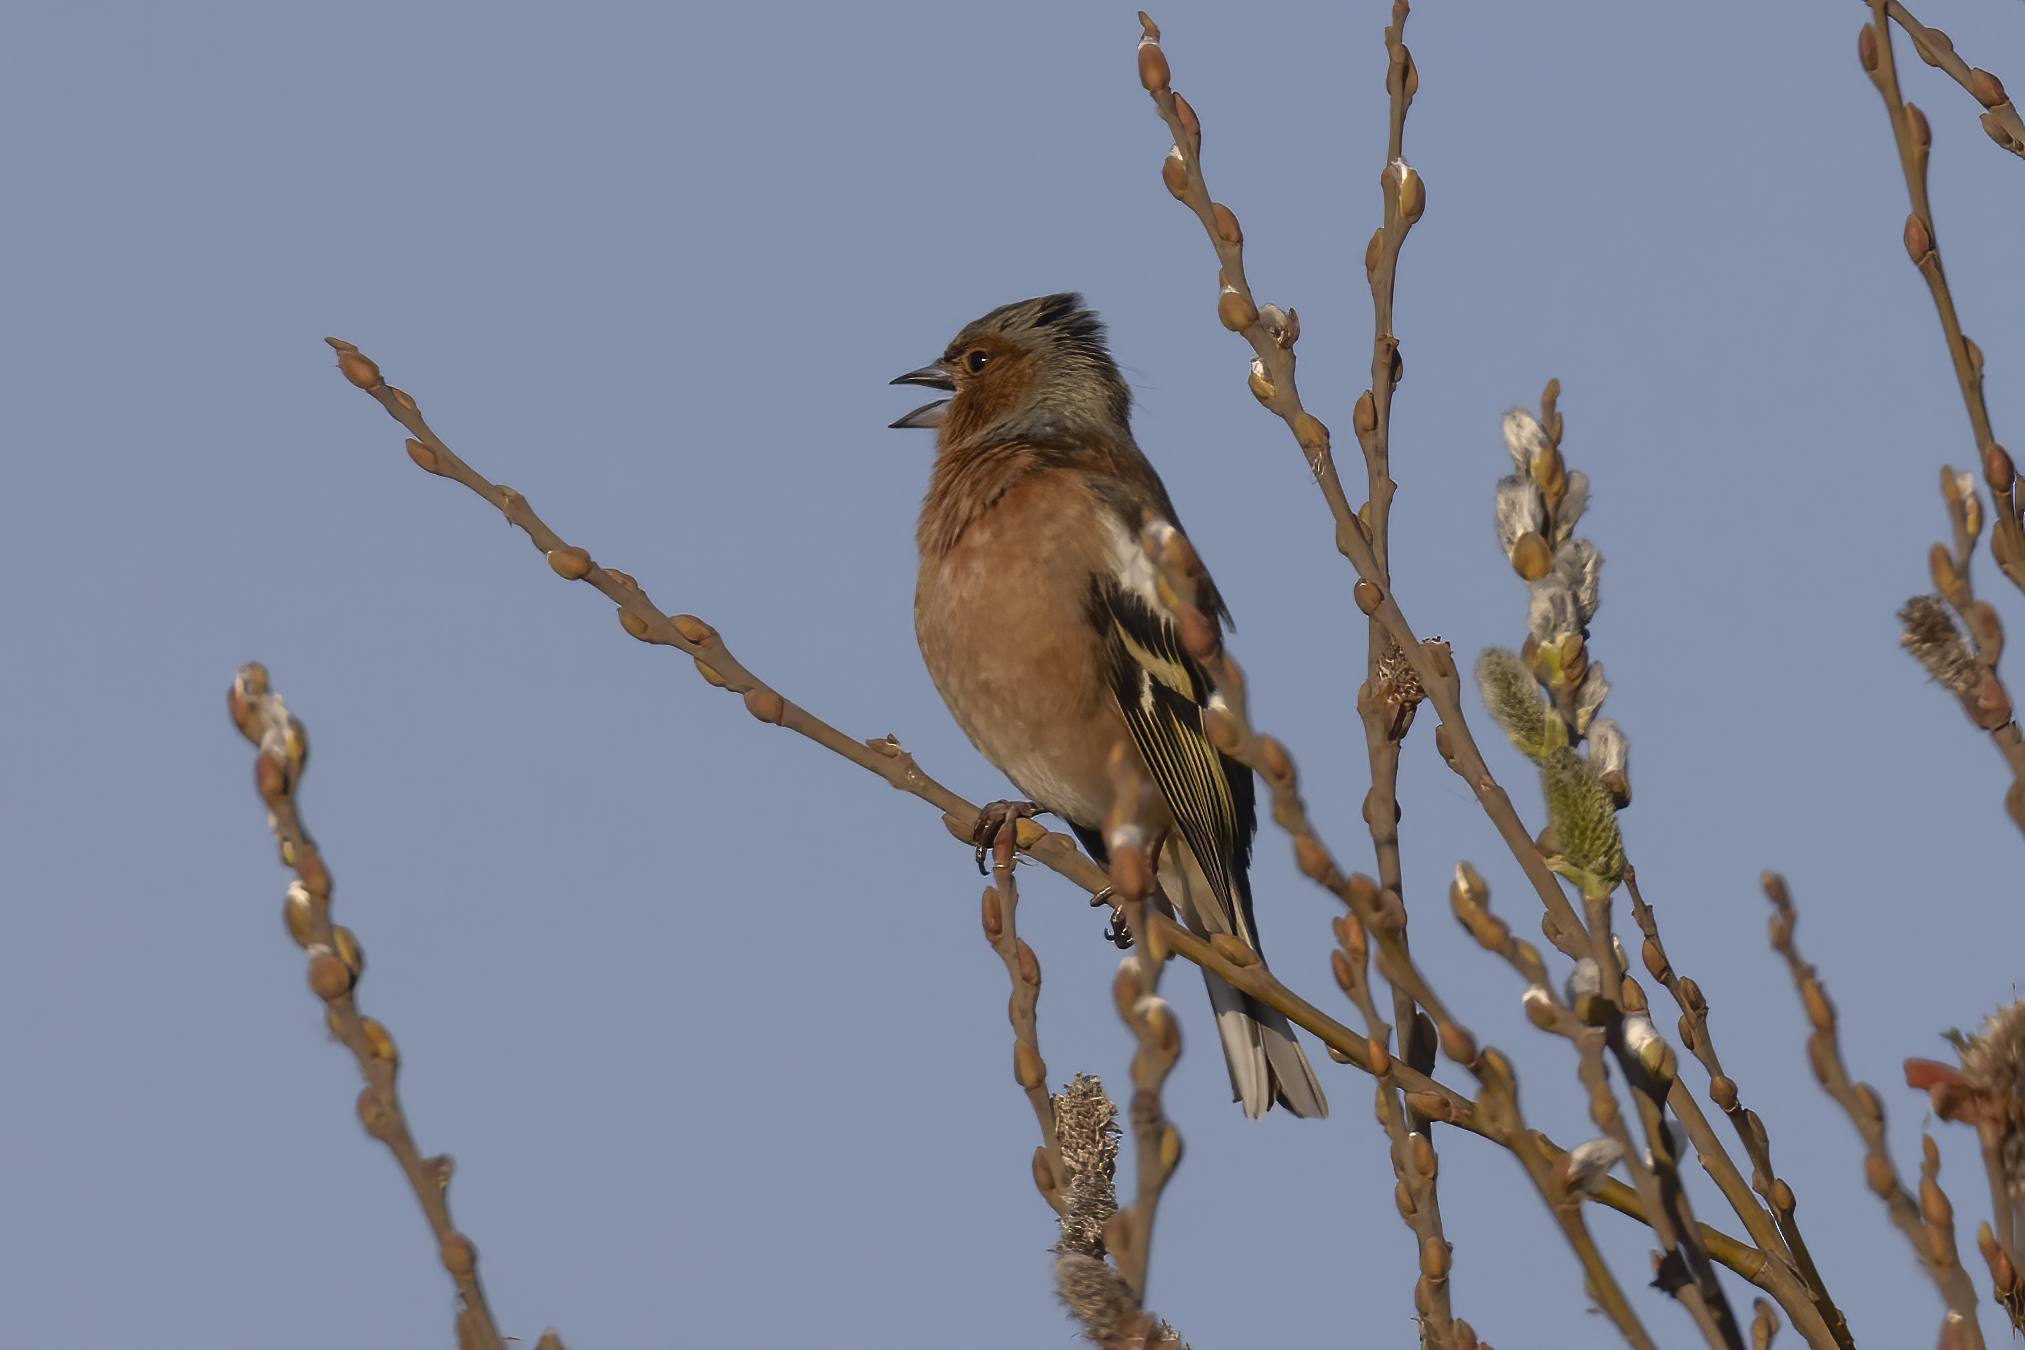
[970,799,1042,874]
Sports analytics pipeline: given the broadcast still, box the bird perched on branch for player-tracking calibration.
[892,292,1327,1119]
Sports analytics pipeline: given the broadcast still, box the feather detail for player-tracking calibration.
[1089,549,1258,950]
[1165,838,1327,1118]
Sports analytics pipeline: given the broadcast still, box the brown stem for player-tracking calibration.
[1765,872,1987,1347]
[1476,1046,1657,1350]
[228,664,510,1350]
[1629,869,1851,1349]
[325,343,1785,1310]
[1575,890,1743,1350]
[1145,521,1684,1347]
[1331,904,1455,1342]
[1097,765,1182,1310]
[1115,897,1180,1308]
[1353,3,1436,1198]
[1860,7,2025,617]
[1134,16,1586,958]
[1362,0,1415,584]
[985,828,1065,1214]
[1863,6,1995,452]
[1860,4,2025,818]
[1881,2,2025,162]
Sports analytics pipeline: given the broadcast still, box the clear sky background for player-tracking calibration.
[3,2,2023,1346]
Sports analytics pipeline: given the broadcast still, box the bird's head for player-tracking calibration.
[890,293,1132,448]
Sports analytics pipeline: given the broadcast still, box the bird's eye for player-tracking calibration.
[966,349,991,374]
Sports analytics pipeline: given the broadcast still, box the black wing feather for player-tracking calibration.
[1089,575,1260,948]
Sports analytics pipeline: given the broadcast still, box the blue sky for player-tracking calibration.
[3,2,2023,1346]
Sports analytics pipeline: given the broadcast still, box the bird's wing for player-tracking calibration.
[1088,557,1260,948]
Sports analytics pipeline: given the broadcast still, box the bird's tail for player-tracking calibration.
[1203,970,1329,1119]
[1156,839,1328,1119]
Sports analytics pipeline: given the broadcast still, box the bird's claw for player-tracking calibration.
[971,799,1042,874]
[1084,886,1132,947]
[1104,908,1135,949]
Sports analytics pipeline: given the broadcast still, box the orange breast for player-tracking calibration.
[915,473,1131,828]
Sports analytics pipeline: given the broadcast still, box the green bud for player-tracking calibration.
[1475,647,1563,762]
[1541,748,1624,897]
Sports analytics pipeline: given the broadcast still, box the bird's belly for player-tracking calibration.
[916,508,1123,828]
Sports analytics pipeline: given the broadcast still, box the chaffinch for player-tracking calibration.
[892,293,1327,1119]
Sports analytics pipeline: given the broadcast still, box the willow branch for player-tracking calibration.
[982,828,1066,1215]
[1360,0,1414,584]
[1138,528,1643,1323]
[1629,870,1850,1349]
[322,338,1428,1091]
[1479,1043,1655,1350]
[1481,380,1828,1344]
[1350,3,1435,1160]
[1904,478,2025,835]
[1916,1135,1989,1347]
[1095,758,1184,1323]
[325,341,1771,1296]
[1881,3,2025,161]
[1330,908,1460,1344]
[1147,523,1743,1346]
[1765,872,1986,1346]
[228,663,510,1350]
[1857,13,2025,841]
[1583,889,1743,1350]
[1861,6,1998,454]
[1858,11,2025,601]
[1131,17,1585,959]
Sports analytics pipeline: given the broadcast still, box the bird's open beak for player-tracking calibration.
[889,399,948,430]
[890,361,956,391]
[889,360,955,429]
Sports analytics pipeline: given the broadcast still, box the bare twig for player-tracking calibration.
[1630,868,1849,1350]
[1144,518,1749,1346]
[982,829,1067,1214]
[1899,481,2025,833]
[323,339,1773,1302]
[1860,7,2025,600]
[321,339,1006,830]
[1578,891,1743,1350]
[1859,8,2007,483]
[1918,1135,1987,1339]
[1343,28,1453,1312]
[1858,10,2025,832]
[228,663,511,1350]
[1349,1,1418,975]
[1478,1051,1655,1350]
[1881,3,2025,161]
[1090,753,1185,1344]
[1329,908,1461,1346]
[1130,15,1587,959]
[1480,386,1804,1347]
[322,335,1446,1102]
[1439,867,1651,1350]
[1764,872,1987,1347]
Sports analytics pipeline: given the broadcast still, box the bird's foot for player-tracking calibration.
[1089,888,1131,949]
[971,799,1042,874]
[1085,886,1134,951]
[1103,906,1134,949]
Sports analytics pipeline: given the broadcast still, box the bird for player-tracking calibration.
[892,292,1327,1119]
